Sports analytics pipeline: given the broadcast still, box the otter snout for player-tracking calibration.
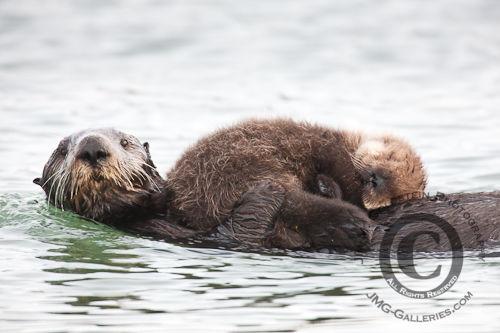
[76,135,110,166]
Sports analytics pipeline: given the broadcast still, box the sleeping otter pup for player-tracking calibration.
[167,118,426,248]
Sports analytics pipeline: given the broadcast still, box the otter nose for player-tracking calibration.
[77,136,109,165]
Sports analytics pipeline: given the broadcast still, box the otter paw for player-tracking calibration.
[219,180,286,246]
[308,207,375,252]
[316,174,343,199]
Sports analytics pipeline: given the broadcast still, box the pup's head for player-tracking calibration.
[352,134,427,210]
[34,128,162,222]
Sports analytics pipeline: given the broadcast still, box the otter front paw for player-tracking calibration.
[307,205,375,251]
[219,180,286,246]
[316,174,343,199]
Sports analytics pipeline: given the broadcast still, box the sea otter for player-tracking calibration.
[34,120,426,251]
[33,128,199,239]
[167,119,426,248]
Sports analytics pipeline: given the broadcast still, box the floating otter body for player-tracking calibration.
[222,182,500,251]
[34,124,498,252]
[35,120,427,251]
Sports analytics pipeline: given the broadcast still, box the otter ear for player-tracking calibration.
[33,177,42,186]
[142,141,158,171]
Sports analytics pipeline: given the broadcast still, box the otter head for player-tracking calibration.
[352,134,427,210]
[33,128,163,222]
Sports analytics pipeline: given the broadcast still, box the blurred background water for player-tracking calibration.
[0,0,499,332]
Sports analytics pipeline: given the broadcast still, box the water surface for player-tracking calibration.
[1,0,499,332]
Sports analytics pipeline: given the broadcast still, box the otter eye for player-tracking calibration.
[58,143,68,156]
[370,173,378,188]
[120,139,129,148]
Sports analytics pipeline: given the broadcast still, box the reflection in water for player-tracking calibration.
[39,232,154,274]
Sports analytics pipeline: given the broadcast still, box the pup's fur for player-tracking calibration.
[167,118,426,234]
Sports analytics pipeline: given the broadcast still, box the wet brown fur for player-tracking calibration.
[36,129,166,225]
[167,118,426,233]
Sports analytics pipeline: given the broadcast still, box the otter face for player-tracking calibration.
[33,129,162,222]
[352,135,427,210]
